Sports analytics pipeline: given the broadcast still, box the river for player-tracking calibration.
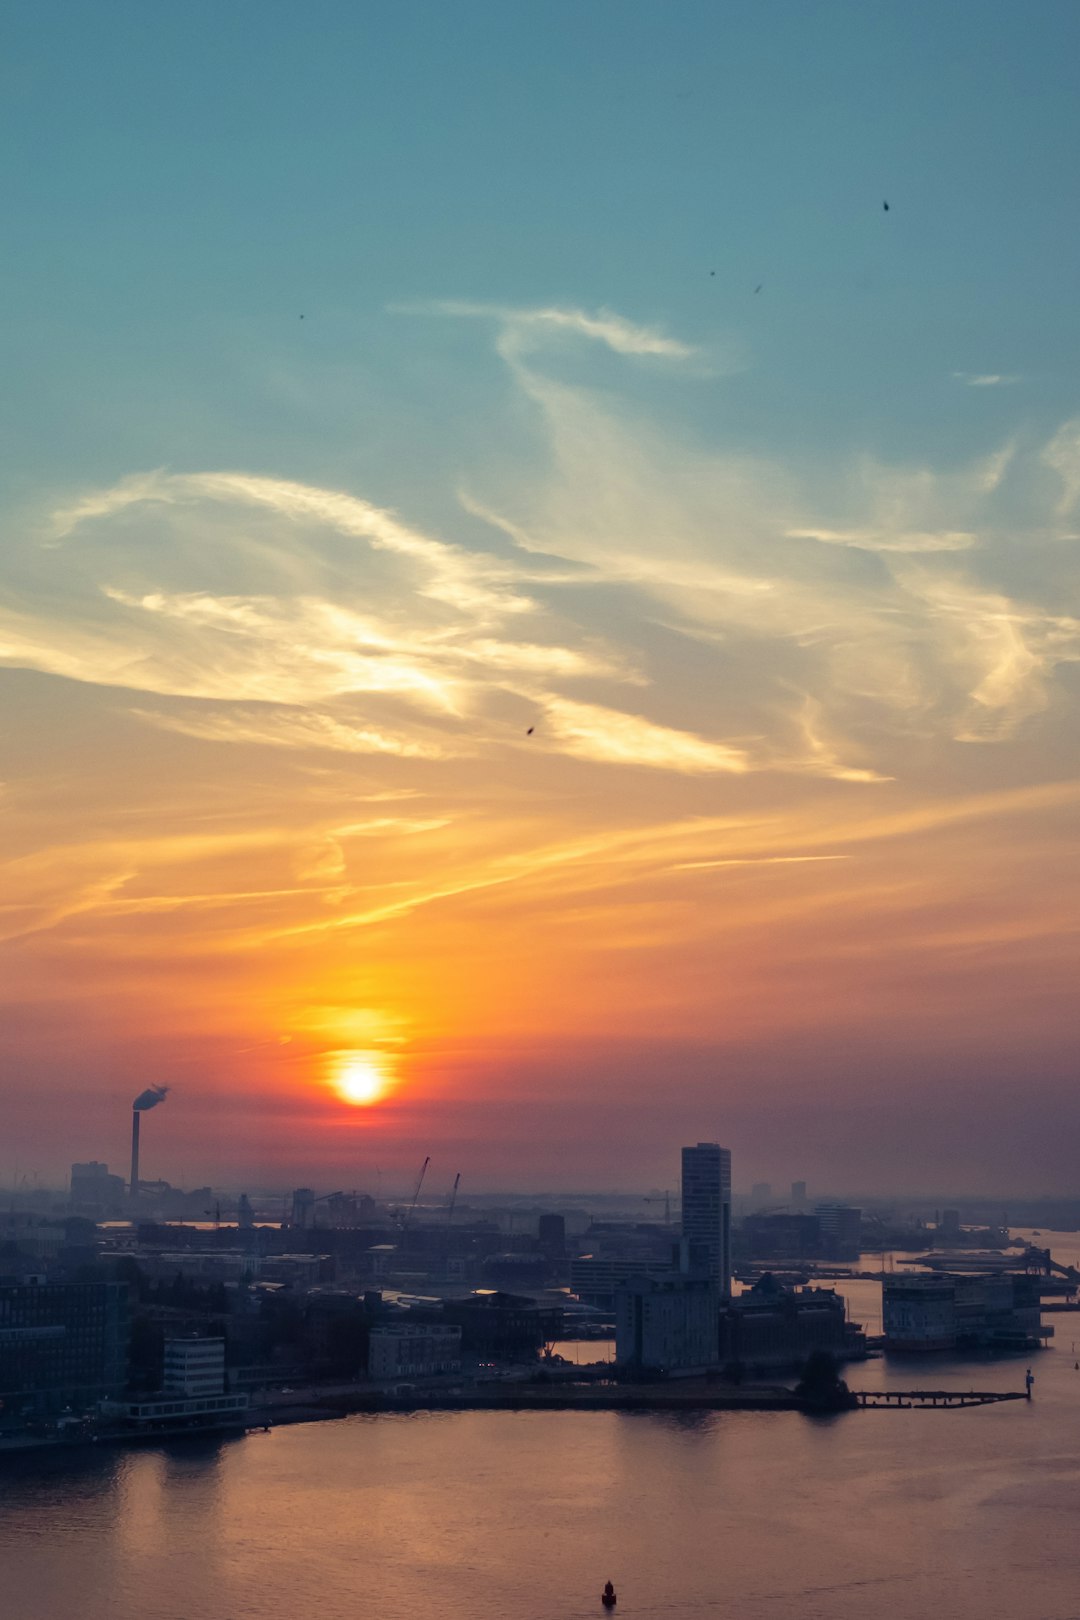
[3,1234,1080,1620]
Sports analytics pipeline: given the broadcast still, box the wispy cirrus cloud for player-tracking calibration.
[540,696,749,774]
[401,298,699,362]
[4,303,1079,806]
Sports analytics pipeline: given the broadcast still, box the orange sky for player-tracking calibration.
[4,294,1080,1198]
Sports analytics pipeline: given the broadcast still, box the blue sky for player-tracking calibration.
[3,3,1080,1192]
[5,0,1080,505]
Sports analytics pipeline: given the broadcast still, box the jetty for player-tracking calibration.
[854,1388,1028,1409]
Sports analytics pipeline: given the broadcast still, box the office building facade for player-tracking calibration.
[0,1279,129,1423]
[368,1324,462,1380]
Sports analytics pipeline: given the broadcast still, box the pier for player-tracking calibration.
[855,1388,1028,1409]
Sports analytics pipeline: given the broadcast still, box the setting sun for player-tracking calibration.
[329,1050,395,1107]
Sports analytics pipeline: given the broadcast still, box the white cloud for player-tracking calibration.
[410,299,698,361]
[130,706,462,759]
[1042,420,1080,516]
[952,372,1020,388]
[540,697,748,774]
[788,527,978,554]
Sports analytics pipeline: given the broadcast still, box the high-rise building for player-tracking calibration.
[790,1180,807,1208]
[680,1143,732,1299]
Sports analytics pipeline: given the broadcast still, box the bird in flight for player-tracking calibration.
[883,200,889,211]
[754,284,762,294]
[526,726,535,736]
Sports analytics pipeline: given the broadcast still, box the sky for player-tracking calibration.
[3,1,1080,1198]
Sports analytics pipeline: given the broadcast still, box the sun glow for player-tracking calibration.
[329,1050,395,1107]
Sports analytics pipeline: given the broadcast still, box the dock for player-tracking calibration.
[855,1388,1028,1409]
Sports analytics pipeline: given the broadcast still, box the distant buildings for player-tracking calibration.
[813,1203,863,1260]
[883,1273,1046,1352]
[0,1278,129,1425]
[368,1324,462,1380]
[681,1143,732,1299]
[570,1254,671,1308]
[537,1213,566,1258]
[70,1161,126,1216]
[741,1212,822,1260]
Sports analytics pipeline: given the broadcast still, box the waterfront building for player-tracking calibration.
[164,1337,225,1398]
[883,1272,1046,1352]
[0,1278,129,1425]
[368,1323,462,1380]
[441,1291,563,1356]
[681,1143,732,1298]
[615,1273,720,1372]
[720,1280,860,1373]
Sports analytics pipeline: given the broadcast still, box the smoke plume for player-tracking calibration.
[132,1085,169,1111]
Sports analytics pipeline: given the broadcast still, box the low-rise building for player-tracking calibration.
[368,1323,462,1380]
[104,1391,249,1430]
[441,1291,563,1356]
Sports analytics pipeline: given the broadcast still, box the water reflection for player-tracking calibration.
[3,1241,1080,1620]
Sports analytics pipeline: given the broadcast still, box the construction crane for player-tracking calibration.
[643,1191,677,1225]
[446,1172,461,1228]
[400,1156,430,1235]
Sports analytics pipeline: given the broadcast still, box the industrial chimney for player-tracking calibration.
[129,1086,169,1203]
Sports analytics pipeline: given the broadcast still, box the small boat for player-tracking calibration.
[601,1581,617,1609]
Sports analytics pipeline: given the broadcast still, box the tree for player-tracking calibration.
[795,1350,855,1411]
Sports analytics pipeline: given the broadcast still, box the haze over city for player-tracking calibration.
[4,2,1080,1197]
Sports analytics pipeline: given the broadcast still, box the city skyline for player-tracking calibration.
[4,3,1080,1194]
